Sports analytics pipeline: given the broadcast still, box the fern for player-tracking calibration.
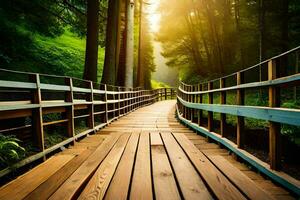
[0,135,25,168]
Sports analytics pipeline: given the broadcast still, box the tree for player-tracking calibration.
[137,0,144,88]
[101,0,121,85]
[124,0,135,87]
[83,0,100,82]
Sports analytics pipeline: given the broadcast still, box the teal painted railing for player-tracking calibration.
[0,68,176,177]
[176,46,300,195]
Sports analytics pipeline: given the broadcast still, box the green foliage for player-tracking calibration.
[0,135,25,168]
[157,0,300,82]
[0,0,107,81]
[281,102,300,145]
[151,80,170,89]
[44,128,68,149]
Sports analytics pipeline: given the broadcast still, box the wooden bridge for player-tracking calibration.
[0,47,300,199]
[0,101,295,200]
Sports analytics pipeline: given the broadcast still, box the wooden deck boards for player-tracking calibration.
[0,100,296,200]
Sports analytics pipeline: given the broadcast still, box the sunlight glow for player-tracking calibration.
[147,0,161,33]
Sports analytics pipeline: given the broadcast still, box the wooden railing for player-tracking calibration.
[177,46,300,171]
[0,68,176,177]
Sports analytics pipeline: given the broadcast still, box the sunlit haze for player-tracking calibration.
[147,0,161,33]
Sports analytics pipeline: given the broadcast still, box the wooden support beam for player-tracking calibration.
[87,81,94,130]
[237,72,245,148]
[207,82,213,131]
[198,84,203,126]
[220,78,226,137]
[30,74,44,152]
[268,59,281,170]
[118,87,121,117]
[65,78,75,141]
[104,84,109,123]
[191,86,194,122]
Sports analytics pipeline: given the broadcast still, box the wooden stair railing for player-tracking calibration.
[0,68,176,178]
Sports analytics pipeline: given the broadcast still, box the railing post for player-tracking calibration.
[118,87,121,117]
[268,59,281,170]
[237,72,245,148]
[165,88,167,100]
[294,51,299,101]
[197,84,203,126]
[190,86,194,122]
[220,78,226,137]
[65,77,75,141]
[31,74,44,153]
[182,84,187,119]
[188,86,191,120]
[104,84,108,123]
[207,82,213,131]
[87,81,94,131]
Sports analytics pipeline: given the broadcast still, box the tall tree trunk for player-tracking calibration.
[279,0,289,77]
[83,0,99,82]
[195,10,212,68]
[184,12,204,75]
[137,0,144,88]
[234,0,245,67]
[101,0,121,85]
[259,0,266,62]
[124,0,135,88]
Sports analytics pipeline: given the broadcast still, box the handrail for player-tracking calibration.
[177,47,300,170]
[0,68,177,178]
[176,47,300,195]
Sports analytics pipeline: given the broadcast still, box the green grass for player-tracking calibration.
[1,26,105,82]
[33,29,105,80]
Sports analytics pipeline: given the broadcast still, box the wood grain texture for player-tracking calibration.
[78,134,130,200]
[49,135,120,200]
[172,133,246,200]
[104,132,139,200]
[130,132,153,200]
[0,155,74,200]
[161,132,212,200]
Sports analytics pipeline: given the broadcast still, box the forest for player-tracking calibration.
[0,0,300,193]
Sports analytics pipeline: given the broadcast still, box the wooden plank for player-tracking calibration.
[151,144,181,200]
[268,59,281,170]
[177,96,300,126]
[24,149,94,200]
[172,133,246,200]
[31,74,44,152]
[208,155,273,200]
[207,83,214,130]
[161,132,212,199]
[48,135,120,200]
[177,72,300,95]
[78,134,130,199]
[130,132,153,200]
[150,132,163,146]
[0,155,74,200]
[237,72,245,148]
[104,132,139,200]
[176,111,300,196]
[220,78,226,137]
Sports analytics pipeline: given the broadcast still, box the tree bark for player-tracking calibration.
[101,0,121,85]
[234,0,245,67]
[83,0,99,82]
[137,0,144,88]
[124,0,135,88]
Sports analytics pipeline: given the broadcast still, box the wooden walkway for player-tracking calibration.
[0,101,295,200]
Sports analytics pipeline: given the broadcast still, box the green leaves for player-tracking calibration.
[0,135,25,168]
